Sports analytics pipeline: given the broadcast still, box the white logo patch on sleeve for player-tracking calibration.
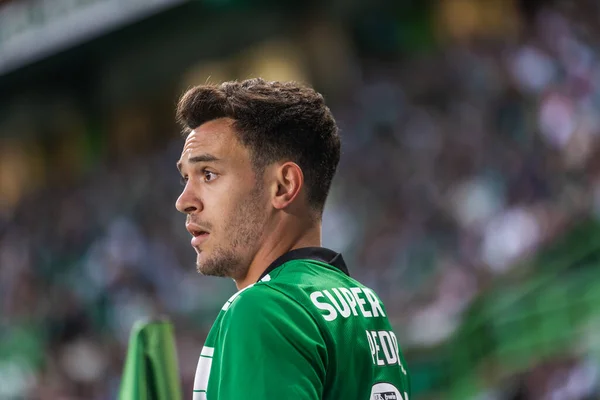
[371,382,407,400]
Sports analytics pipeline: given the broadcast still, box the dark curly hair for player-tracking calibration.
[176,78,341,215]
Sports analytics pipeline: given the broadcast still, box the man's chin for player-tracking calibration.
[195,254,214,276]
[195,254,231,277]
[196,263,222,277]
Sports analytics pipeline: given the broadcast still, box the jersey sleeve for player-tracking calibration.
[212,284,327,399]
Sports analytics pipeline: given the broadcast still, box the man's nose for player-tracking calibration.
[175,185,202,214]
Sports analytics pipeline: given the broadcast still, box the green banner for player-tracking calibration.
[119,318,183,400]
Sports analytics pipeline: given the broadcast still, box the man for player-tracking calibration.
[175,78,411,399]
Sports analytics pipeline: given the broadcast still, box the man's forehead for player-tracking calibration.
[178,119,243,166]
[182,120,233,152]
[182,129,212,154]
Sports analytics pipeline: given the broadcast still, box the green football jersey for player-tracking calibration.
[193,247,411,400]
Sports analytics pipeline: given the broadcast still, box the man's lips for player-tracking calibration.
[191,232,209,246]
[186,223,210,247]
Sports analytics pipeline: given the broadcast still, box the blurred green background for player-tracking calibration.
[2,0,600,399]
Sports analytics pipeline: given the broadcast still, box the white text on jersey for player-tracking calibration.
[365,330,407,374]
[310,287,386,321]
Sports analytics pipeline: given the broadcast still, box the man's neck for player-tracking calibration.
[234,222,321,290]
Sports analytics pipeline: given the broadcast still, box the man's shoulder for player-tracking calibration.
[221,279,299,317]
[216,280,318,338]
[220,256,366,322]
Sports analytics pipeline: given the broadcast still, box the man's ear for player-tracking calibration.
[272,162,304,210]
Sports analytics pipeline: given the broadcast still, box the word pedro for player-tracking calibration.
[310,287,385,321]
[365,330,406,373]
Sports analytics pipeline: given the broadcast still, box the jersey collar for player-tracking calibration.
[258,247,350,282]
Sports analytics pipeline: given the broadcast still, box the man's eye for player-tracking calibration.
[180,176,188,186]
[203,170,218,182]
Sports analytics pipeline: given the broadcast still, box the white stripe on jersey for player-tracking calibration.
[200,346,214,357]
[192,391,207,400]
[193,346,213,396]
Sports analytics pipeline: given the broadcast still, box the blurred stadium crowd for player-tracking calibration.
[2,0,600,399]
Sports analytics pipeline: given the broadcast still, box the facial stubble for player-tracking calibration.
[196,186,266,279]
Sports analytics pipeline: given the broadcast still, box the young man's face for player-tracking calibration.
[176,118,269,279]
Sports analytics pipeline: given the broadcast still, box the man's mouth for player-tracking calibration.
[191,230,210,247]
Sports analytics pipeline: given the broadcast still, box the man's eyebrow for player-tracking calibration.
[176,154,220,172]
